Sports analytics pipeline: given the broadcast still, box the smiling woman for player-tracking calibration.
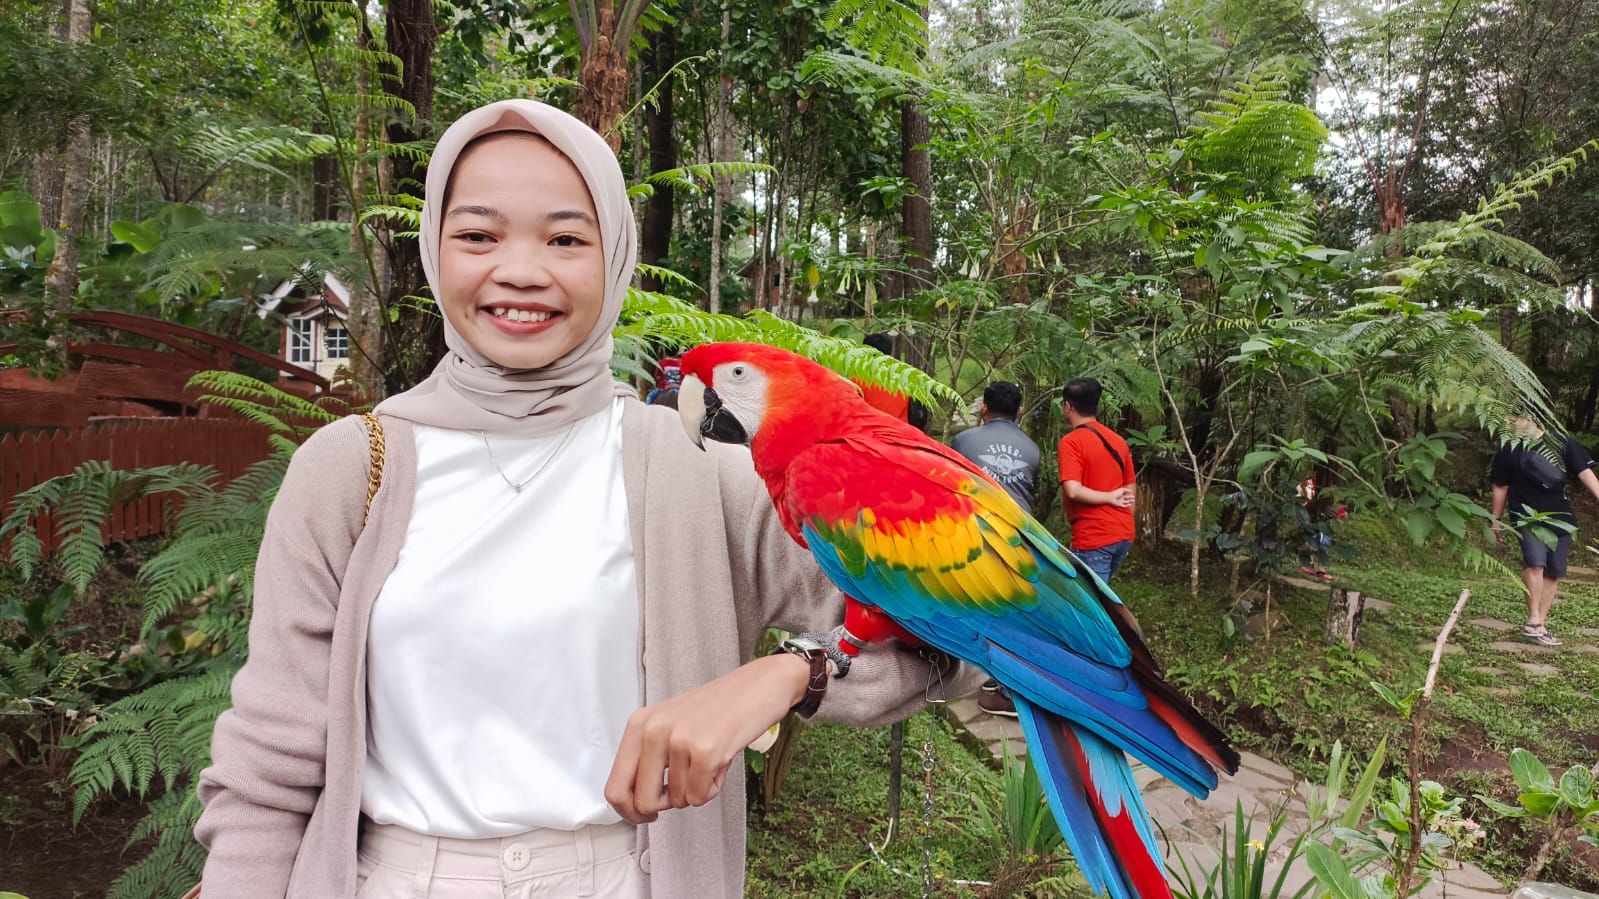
[189,98,970,899]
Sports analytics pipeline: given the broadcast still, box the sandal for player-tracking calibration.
[1315,570,1334,581]
[1523,624,1563,646]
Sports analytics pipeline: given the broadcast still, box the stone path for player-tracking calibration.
[947,696,1508,896]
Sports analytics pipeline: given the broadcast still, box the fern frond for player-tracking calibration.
[643,160,773,193]
[105,788,207,899]
[616,291,956,404]
[798,49,919,95]
[71,666,238,822]
[0,462,218,592]
[1345,221,1562,278]
[820,0,929,76]
[1184,62,1325,191]
[377,140,434,163]
[187,371,344,446]
[634,263,702,294]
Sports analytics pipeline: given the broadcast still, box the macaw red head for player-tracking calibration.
[676,342,858,451]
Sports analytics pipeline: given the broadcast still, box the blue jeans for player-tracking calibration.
[1076,540,1132,583]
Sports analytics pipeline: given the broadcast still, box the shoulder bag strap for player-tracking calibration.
[1076,423,1130,481]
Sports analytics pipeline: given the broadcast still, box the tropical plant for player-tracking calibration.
[1168,800,1318,899]
[0,641,110,773]
[943,744,1078,897]
[1475,749,1599,880]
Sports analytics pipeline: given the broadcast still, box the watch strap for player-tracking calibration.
[775,639,830,719]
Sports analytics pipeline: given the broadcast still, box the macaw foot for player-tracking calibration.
[838,596,925,656]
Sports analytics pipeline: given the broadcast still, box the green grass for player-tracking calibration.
[1110,520,1599,887]
[745,711,1085,898]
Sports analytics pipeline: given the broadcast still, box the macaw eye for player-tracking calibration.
[731,364,747,379]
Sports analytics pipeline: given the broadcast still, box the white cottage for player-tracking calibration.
[259,272,353,386]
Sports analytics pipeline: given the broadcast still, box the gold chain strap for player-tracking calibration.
[361,412,386,526]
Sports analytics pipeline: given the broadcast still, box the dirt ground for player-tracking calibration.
[0,764,151,898]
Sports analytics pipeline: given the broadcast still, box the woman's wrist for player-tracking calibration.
[760,651,814,709]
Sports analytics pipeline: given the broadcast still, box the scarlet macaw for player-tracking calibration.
[675,343,1239,899]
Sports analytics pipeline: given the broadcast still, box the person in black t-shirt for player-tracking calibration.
[1490,415,1599,646]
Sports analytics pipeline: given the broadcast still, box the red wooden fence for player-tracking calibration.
[0,418,272,561]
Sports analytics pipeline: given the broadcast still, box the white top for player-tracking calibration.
[361,398,639,837]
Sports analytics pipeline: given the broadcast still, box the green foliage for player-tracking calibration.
[0,642,110,771]
[617,290,958,405]
[946,743,1064,865]
[185,370,344,456]
[70,668,236,823]
[1317,776,1483,898]
[0,462,221,594]
[1304,738,1390,838]
[104,786,207,899]
[819,0,930,77]
[45,373,330,899]
[1475,749,1599,868]
[627,161,776,201]
[1185,62,1327,196]
[1169,800,1317,899]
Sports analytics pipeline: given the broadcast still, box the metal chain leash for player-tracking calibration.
[919,716,937,898]
[919,654,948,899]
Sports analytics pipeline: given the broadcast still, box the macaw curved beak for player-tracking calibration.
[677,373,750,450]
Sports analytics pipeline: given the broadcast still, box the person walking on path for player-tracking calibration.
[193,99,974,899]
[1491,414,1599,647]
[952,381,1041,717]
[1057,378,1136,583]
[952,381,1041,514]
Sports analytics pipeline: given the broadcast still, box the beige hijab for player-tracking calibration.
[375,99,636,434]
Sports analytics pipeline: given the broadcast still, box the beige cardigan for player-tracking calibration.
[195,398,977,898]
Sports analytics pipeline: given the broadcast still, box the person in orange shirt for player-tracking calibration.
[1057,378,1136,583]
[857,332,928,431]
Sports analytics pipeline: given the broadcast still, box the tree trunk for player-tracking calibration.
[996,201,1030,304]
[380,0,442,395]
[42,0,92,321]
[574,1,633,152]
[905,5,933,286]
[1573,367,1599,433]
[345,10,385,397]
[1377,167,1407,237]
[900,88,933,294]
[707,8,731,313]
[1190,483,1205,598]
[639,28,676,290]
[1325,588,1366,650]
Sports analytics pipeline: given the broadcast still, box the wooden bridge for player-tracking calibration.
[0,309,336,429]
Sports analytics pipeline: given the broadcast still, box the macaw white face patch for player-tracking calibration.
[709,360,769,441]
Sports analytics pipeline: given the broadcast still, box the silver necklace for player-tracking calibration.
[479,425,576,493]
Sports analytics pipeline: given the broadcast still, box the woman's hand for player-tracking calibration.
[604,652,811,824]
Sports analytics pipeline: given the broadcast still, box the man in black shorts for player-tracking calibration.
[1490,415,1599,646]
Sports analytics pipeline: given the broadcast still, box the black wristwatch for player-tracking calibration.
[774,635,832,719]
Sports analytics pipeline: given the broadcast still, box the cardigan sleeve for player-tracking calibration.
[722,458,984,727]
[193,417,371,897]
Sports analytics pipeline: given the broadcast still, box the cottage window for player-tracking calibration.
[325,323,349,359]
[288,318,315,365]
